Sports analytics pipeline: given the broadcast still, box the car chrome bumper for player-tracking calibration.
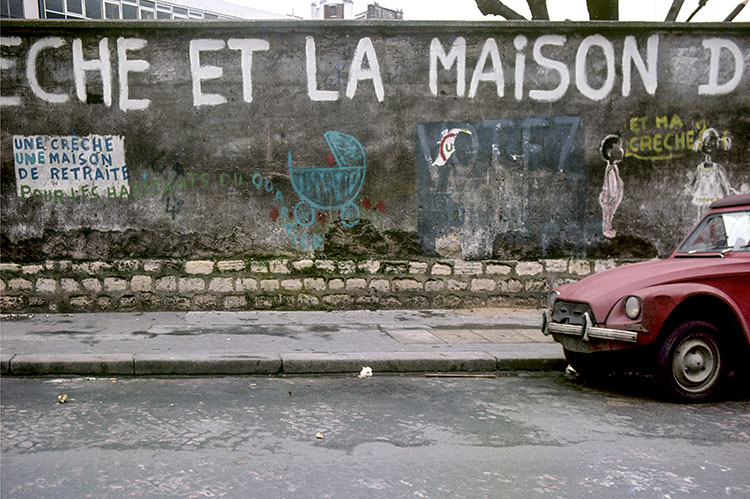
[541,311,639,343]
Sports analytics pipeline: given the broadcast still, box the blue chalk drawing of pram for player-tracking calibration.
[288,131,366,228]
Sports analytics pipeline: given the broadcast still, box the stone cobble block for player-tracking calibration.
[404,295,429,308]
[447,279,468,291]
[338,261,356,274]
[281,279,303,291]
[69,296,93,309]
[315,260,336,272]
[543,259,568,273]
[303,278,326,292]
[194,294,219,309]
[217,260,245,272]
[471,279,496,292]
[0,295,25,310]
[409,262,429,274]
[224,295,247,309]
[35,278,58,294]
[250,261,269,273]
[424,280,445,293]
[163,295,191,310]
[270,260,290,274]
[485,263,512,275]
[292,259,314,271]
[298,294,320,307]
[260,279,280,292]
[155,276,177,292]
[499,279,524,293]
[393,279,423,292]
[254,296,273,309]
[119,295,137,309]
[0,279,5,292]
[73,262,112,275]
[346,278,367,290]
[179,278,206,293]
[22,265,44,274]
[328,279,345,290]
[322,294,353,307]
[104,277,128,292]
[368,279,390,293]
[525,280,547,292]
[209,277,234,293]
[515,262,543,276]
[117,260,140,272]
[8,278,32,291]
[454,261,483,275]
[143,260,162,273]
[0,263,21,272]
[235,278,258,291]
[185,261,214,275]
[431,263,452,275]
[131,275,153,292]
[570,260,591,275]
[82,278,102,293]
[385,263,409,274]
[357,260,381,273]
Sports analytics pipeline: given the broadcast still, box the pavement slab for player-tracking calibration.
[0,308,567,376]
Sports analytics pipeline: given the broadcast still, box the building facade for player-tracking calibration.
[1,0,293,19]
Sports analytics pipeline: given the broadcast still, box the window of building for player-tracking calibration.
[0,0,25,18]
[104,2,119,18]
[36,0,238,20]
[86,0,102,18]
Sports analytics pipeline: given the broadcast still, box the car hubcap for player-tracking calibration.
[672,335,720,393]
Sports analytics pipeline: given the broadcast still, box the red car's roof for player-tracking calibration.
[711,194,750,209]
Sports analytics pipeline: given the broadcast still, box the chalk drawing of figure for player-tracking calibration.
[598,134,625,238]
[685,128,737,216]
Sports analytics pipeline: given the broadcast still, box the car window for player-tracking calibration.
[678,209,750,254]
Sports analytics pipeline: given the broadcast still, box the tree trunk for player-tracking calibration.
[475,0,527,20]
[587,0,619,20]
[526,0,550,20]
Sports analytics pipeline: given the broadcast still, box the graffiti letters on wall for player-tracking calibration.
[13,134,128,201]
[0,34,745,110]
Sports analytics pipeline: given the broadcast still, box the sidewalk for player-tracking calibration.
[0,308,566,376]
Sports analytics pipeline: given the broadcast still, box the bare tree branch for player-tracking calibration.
[664,0,685,21]
[475,0,527,20]
[725,0,748,22]
[685,0,708,22]
[586,0,619,20]
[526,0,549,20]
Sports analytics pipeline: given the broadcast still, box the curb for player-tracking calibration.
[0,352,567,376]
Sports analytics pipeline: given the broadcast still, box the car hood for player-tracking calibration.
[556,257,749,316]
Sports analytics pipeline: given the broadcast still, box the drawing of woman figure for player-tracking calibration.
[598,134,624,238]
[686,128,736,216]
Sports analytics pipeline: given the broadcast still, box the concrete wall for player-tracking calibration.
[1,20,749,310]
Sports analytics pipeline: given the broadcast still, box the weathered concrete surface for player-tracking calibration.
[1,20,749,265]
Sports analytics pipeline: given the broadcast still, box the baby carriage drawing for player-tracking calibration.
[288,131,366,228]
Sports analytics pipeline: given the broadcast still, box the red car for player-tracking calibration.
[543,194,750,401]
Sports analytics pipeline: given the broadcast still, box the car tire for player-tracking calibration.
[655,320,726,402]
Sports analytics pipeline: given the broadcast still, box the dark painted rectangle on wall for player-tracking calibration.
[416,116,586,259]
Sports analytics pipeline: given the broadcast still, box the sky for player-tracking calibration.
[230,0,750,22]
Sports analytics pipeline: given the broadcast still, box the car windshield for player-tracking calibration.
[677,209,750,254]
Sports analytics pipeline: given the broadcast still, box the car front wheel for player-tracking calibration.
[656,320,725,402]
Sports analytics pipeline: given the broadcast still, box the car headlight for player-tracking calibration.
[624,296,641,320]
[548,291,560,311]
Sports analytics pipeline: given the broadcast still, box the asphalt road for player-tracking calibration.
[2,373,749,498]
